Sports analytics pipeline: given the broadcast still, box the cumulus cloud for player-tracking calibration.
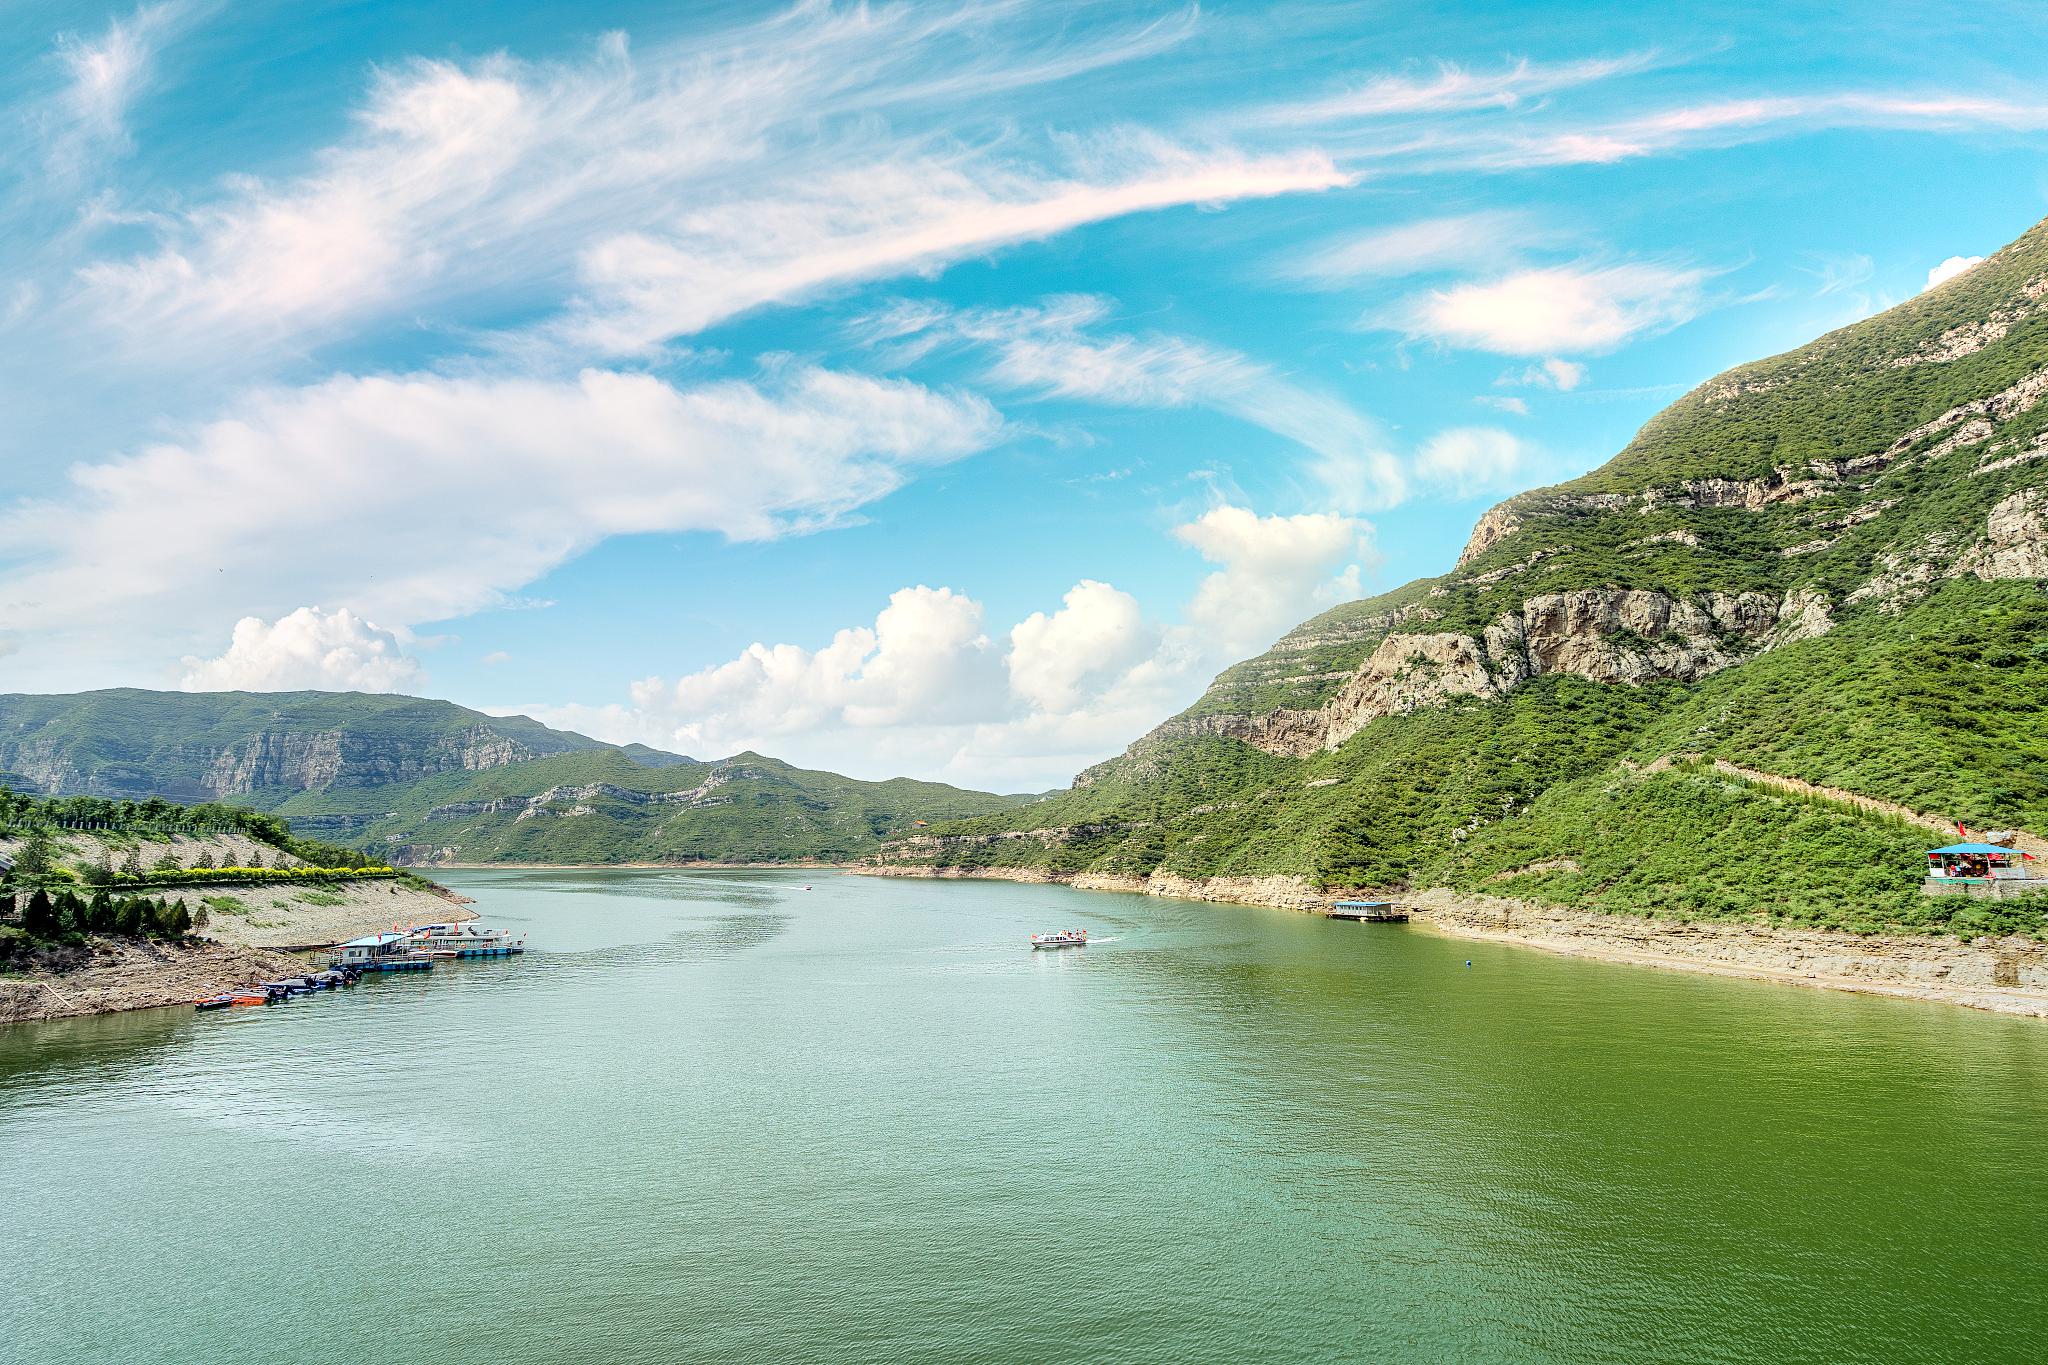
[531,506,1371,789]
[0,365,1002,652]
[1925,255,1984,290]
[1402,263,1711,355]
[1174,506,1370,658]
[180,606,421,692]
[1008,580,1156,712]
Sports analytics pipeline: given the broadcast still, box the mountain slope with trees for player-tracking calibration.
[881,214,2048,938]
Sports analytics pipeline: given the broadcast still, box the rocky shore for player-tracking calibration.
[1,881,477,1026]
[855,865,2048,1018]
[0,938,314,1025]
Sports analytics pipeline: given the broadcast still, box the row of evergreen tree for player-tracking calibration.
[6,887,196,942]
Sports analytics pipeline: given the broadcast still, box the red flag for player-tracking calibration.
[1956,821,1969,839]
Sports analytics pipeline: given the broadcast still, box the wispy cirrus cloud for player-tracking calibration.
[1476,91,2048,168]
[859,295,1407,510]
[40,2,185,176]
[73,5,1341,360]
[1282,209,1548,285]
[1247,53,1656,127]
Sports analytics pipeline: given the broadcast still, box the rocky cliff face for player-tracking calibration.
[201,722,536,797]
[1131,588,1830,760]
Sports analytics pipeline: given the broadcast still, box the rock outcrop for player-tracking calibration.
[1150,587,1828,759]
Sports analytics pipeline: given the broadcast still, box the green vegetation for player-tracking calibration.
[0,689,614,808]
[333,748,1037,865]
[107,864,396,889]
[0,886,195,964]
[0,694,1032,865]
[893,214,2048,938]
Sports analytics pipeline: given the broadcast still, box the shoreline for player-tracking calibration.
[423,859,856,871]
[1,882,480,1026]
[855,864,2048,1019]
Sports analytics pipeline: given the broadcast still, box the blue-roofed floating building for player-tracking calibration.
[1925,842,2045,895]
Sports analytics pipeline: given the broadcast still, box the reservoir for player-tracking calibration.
[4,868,2045,1362]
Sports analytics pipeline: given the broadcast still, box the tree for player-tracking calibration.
[12,826,57,886]
[23,888,58,937]
[89,850,114,886]
[170,899,192,937]
[247,849,266,870]
[191,852,215,870]
[113,896,144,937]
[87,889,114,934]
[58,890,91,937]
[122,846,145,875]
[152,852,181,872]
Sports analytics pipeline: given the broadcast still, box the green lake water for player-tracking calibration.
[3,869,2046,1363]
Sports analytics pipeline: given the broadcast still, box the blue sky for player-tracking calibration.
[2,0,2046,789]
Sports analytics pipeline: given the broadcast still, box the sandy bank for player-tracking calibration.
[856,865,2048,1018]
[193,880,472,950]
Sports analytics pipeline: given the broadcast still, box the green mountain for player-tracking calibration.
[885,215,2048,937]
[0,689,620,806]
[0,689,1028,864]
[294,748,1036,865]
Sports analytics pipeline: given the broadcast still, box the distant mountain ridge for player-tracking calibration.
[880,212,2048,937]
[0,689,629,806]
[0,689,1025,864]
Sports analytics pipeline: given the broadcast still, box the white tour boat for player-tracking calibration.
[407,921,528,959]
[1030,929,1089,950]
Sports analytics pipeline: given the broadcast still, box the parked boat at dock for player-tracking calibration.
[329,932,436,972]
[407,921,527,958]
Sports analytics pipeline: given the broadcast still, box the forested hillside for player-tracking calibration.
[883,215,2048,936]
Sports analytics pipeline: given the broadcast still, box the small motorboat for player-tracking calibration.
[262,978,312,996]
[194,993,235,1011]
[230,990,274,1007]
[1030,929,1089,950]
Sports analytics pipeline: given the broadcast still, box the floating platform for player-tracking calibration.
[1325,900,1407,922]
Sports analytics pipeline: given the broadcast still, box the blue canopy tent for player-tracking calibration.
[1926,842,2034,881]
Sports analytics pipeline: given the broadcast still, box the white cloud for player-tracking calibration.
[1402,263,1711,355]
[179,606,421,693]
[1285,211,1541,284]
[481,651,511,666]
[1173,506,1372,660]
[1484,93,2048,168]
[44,3,181,173]
[531,506,1371,790]
[1925,255,1984,290]
[1251,54,1652,126]
[0,366,1001,654]
[1475,395,1529,416]
[1414,427,1539,499]
[1498,357,1586,391]
[562,143,1350,357]
[862,296,1407,510]
[74,11,1344,358]
[1008,580,1156,712]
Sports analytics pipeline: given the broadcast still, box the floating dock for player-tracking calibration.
[1325,900,1407,922]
